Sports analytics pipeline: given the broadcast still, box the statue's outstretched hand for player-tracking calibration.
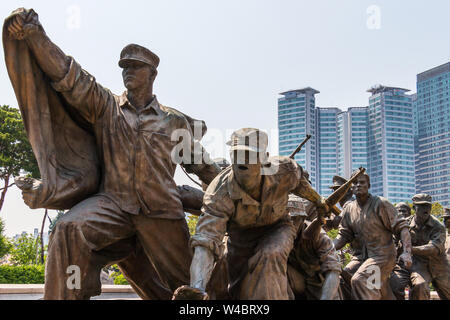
[15,176,42,209]
[7,8,43,40]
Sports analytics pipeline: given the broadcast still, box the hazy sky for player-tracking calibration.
[0,0,449,236]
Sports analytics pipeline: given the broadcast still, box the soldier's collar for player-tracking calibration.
[227,171,261,206]
[119,91,163,115]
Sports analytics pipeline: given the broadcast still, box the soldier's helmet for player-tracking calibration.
[287,194,307,217]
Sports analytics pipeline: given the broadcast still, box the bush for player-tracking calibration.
[0,265,45,284]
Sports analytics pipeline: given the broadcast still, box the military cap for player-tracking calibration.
[226,128,268,153]
[119,44,160,69]
[412,193,432,205]
[287,195,307,217]
[329,175,348,190]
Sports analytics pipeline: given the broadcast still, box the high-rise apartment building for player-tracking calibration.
[415,62,450,206]
[278,86,416,203]
[367,85,416,203]
[316,108,340,196]
[278,88,320,188]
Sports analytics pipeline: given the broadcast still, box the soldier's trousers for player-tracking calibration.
[226,218,297,300]
[391,261,450,300]
[44,195,192,300]
[341,257,396,300]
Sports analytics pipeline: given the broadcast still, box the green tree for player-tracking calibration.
[0,218,12,259]
[10,233,42,266]
[0,105,39,212]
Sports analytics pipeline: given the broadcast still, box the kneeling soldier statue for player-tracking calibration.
[390,194,450,300]
[174,128,332,300]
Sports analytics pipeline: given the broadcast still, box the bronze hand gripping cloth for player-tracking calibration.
[3,13,100,210]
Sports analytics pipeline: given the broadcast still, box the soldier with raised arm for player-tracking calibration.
[174,128,331,300]
[333,171,412,300]
[4,8,220,299]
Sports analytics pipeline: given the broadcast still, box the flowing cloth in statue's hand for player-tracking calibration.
[3,11,100,210]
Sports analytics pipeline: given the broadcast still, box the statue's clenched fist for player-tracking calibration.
[15,176,42,209]
[7,8,43,40]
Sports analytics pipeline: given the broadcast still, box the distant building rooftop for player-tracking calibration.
[279,87,320,96]
[417,62,450,82]
[367,84,410,95]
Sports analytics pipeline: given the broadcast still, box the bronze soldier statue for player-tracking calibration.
[444,208,450,260]
[4,8,220,299]
[390,194,449,300]
[175,128,331,300]
[286,195,342,300]
[333,171,412,300]
[396,202,412,219]
[324,175,354,230]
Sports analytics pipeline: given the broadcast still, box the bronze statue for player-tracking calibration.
[4,8,220,299]
[286,195,342,300]
[390,194,449,300]
[333,171,412,300]
[445,208,450,260]
[395,202,412,219]
[176,128,331,300]
[324,175,354,230]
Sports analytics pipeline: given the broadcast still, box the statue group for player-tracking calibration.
[3,8,449,300]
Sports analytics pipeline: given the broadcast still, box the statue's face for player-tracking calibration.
[354,175,370,197]
[414,203,431,224]
[122,61,155,90]
[396,205,411,218]
[231,150,262,185]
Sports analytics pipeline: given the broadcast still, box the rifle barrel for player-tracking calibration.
[289,134,312,159]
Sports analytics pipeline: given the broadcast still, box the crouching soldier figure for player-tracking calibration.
[390,194,450,300]
[286,195,342,300]
[174,128,331,300]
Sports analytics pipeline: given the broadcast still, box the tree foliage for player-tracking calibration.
[0,218,12,259]
[10,233,42,266]
[0,105,39,211]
